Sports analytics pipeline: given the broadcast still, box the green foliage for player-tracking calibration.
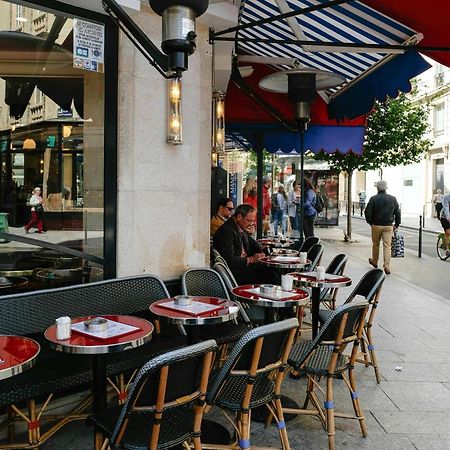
[314,89,432,173]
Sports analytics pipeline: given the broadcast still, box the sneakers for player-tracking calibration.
[369,258,378,268]
[24,227,29,234]
[384,267,391,275]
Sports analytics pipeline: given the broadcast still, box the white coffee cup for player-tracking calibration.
[299,252,308,264]
[316,266,326,281]
[56,316,71,340]
[281,274,294,291]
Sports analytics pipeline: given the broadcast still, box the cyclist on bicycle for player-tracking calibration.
[440,193,450,258]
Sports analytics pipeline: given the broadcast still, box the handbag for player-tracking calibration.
[391,230,404,258]
[34,204,44,214]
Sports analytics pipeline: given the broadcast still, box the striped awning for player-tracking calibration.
[235,0,432,120]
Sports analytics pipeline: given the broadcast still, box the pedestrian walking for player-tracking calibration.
[364,180,401,275]
[271,184,287,236]
[432,189,444,219]
[287,181,301,238]
[302,179,317,239]
[24,187,45,234]
[358,189,366,216]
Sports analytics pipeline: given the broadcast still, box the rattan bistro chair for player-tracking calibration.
[88,340,217,450]
[319,254,348,310]
[204,318,299,450]
[305,243,324,271]
[319,269,386,383]
[287,302,369,450]
[182,268,251,346]
[299,236,320,253]
[213,261,266,326]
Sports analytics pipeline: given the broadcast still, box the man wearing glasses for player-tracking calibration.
[210,198,234,236]
[213,204,278,284]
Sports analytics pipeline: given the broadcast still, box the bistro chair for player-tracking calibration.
[306,243,324,271]
[211,247,227,267]
[88,340,217,450]
[204,318,299,450]
[299,236,321,253]
[318,269,386,383]
[181,268,251,346]
[213,261,266,326]
[319,254,348,310]
[287,302,369,450]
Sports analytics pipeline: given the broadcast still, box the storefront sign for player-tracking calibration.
[46,135,56,148]
[229,172,238,207]
[73,19,105,73]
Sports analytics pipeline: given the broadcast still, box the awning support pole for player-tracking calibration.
[256,132,264,240]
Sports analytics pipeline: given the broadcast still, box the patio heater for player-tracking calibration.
[259,68,344,242]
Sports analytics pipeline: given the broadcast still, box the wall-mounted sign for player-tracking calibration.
[57,108,73,118]
[46,135,56,148]
[73,19,105,73]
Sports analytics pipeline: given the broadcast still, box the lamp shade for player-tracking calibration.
[23,138,36,150]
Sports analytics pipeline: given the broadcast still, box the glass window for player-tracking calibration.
[433,103,445,136]
[0,0,107,292]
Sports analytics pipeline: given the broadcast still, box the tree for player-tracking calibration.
[314,87,432,240]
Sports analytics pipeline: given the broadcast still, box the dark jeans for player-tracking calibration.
[303,215,315,239]
[436,203,443,218]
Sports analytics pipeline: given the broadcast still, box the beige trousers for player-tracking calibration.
[371,225,393,270]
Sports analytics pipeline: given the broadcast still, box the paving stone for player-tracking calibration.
[371,411,450,434]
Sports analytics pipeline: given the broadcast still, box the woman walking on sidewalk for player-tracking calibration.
[24,187,45,234]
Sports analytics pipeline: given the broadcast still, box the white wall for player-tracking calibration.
[116,4,212,278]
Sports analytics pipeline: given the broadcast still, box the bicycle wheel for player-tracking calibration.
[436,233,449,260]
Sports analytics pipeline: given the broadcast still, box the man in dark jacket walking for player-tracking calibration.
[364,180,401,274]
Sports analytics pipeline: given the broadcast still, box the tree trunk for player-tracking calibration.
[346,170,353,241]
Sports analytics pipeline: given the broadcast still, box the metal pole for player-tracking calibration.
[298,128,305,244]
[256,133,264,240]
[418,215,422,258]
[422,205,426,229]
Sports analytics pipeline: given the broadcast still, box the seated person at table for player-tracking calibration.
[213,204,278,285]
[210,197,234,236]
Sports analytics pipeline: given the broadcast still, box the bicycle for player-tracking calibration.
[436,232,450,260]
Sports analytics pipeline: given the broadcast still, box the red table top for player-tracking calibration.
[260,256,310,268]
[150,297,239,324]
[258,238,294,247]
[290,272,352,287]
[0,336,40,380]
[233,284,309,302]
[45,315,154,353]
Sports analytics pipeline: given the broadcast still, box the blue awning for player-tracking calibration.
[237,0,431,120]
[227,122,365,154]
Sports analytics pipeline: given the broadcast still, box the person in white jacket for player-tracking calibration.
[287,181,301,238]
[24,187,45,234]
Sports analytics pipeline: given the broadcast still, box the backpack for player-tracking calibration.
[314,193,325,214]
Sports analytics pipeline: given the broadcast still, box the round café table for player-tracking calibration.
[150,297,240,343]
[260,255,311,272]
[45,315,153,414]
[232,284,309,324]
[0,336,40,381]
[289,272,352,338]
[258,237,294,248]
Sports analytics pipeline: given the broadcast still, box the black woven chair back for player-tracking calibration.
[211,247,227,267]
[182,268,230,300]
[206,318,298,406]
[326,254,348,275]
[213,261,238,293]
[299,236,320,253]
[346,269,385,304]
[106,340,217,448]
[306,243,324,271]
[0,275,170,336]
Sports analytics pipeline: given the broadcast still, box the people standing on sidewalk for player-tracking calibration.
[271,184,287,237]
[288,181,301,238]
[432,189,444,218]
[440,192,450,257]
[24,187,45,234]
[243,176,257,208]
[364,180,401,274]
[262,175,272,236]
[358,189,366,217]
[302,179,317,239]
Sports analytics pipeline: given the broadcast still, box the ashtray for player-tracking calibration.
[84,318,108,332]
[174,295,193,306]
[260,284,277,294]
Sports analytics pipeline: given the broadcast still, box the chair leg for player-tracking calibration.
[347,369,367,438]
[365,328,381,384]
[325,377,336,450]
[359,337,370,367]
[272,398,291,450]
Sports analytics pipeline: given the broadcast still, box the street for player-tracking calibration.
[347,217,440,259]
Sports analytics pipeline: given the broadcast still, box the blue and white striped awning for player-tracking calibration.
[236,0,431,119]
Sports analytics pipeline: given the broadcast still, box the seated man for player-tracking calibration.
[440,192,450,258]
[210,197,234,236]
[213,204,278,285]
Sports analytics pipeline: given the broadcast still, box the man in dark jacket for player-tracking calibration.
[213,204,277,284]
[365,180,401,274]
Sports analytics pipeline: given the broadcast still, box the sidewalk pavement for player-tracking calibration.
[13,227,450,450]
